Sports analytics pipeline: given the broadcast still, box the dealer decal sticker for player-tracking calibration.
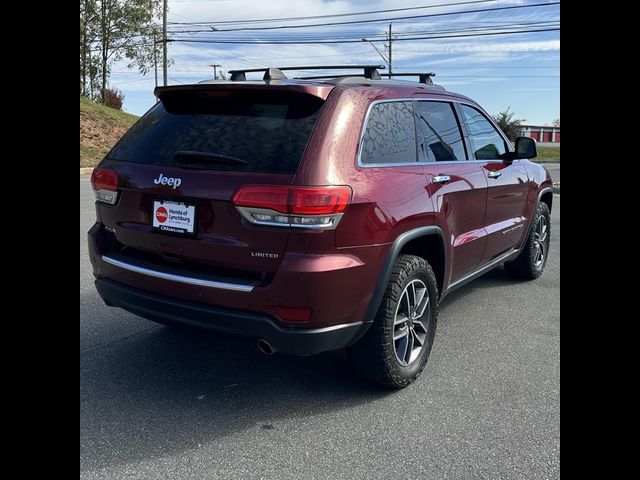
[152,201,196,234]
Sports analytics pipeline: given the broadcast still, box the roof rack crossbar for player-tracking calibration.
[294,74,359,80]
[228,67,287,81]
[389,72,437,85]
[227,65,386,81]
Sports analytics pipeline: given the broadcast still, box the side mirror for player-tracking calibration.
[514,136,537,159]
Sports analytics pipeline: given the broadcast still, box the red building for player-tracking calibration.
[520,124,560,144]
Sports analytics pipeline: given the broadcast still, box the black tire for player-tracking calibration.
[505,202,551,280]
[347,254,438,389]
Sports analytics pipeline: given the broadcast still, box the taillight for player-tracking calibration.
[290,187,351,215]
[231,185,289,214]
[232,185,352,229]
[90,167,119,205]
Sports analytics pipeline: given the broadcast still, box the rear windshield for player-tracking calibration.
[108,89,325,173]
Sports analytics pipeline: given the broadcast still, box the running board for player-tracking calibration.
[440,249,519,301]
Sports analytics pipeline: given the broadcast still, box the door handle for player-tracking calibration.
[432,175,451,184]
[487,171,502,179]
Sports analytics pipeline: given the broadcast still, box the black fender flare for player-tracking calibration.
[517,186,553,252]
[361,226,446,325]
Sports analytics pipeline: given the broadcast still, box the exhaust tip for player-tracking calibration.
[257,339,276,355]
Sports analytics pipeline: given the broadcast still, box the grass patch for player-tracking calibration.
[80,96,138,129]
[80,144,109,168]
[80,96,139,168]
[534,146,560,163]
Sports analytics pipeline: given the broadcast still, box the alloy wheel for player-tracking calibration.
[393,279,431,366]
[533,215,548,268]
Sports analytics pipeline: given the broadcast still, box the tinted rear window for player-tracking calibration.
[108,89,325,173]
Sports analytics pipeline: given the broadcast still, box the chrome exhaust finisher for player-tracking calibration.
[257,339,276,355]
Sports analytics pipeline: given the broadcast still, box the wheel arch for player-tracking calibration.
[362,226,446,324]
[517,186,553,253]
[540,189,553,212]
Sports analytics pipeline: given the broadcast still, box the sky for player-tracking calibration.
[110,0,559,125]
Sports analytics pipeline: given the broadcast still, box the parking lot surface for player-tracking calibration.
[80,177,560,479]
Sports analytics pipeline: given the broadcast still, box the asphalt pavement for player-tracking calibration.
[80,176,560,480]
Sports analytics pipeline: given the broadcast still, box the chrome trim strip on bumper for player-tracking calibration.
[101,255,256,292]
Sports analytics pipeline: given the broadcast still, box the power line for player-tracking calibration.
[180,51,559,62]
[112,64,561,74]
[170,0,234,3]
[168,11,200,22]
[402,66,559,69]
[169,18,561,29]
[436,75,559,77]
[169,27,560,44]
[168,0,497,25]
[175,42,260,67]
[203,2,560,32]
[398,49,559,53]
[168,20,560,37]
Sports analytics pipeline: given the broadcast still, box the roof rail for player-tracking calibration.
[228,65,386,81]
[389,72,437,85]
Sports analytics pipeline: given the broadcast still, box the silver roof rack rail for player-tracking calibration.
[228,65,386,81]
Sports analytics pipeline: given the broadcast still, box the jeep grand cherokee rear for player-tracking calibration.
[89,68,552,389]
[88,83,382,358]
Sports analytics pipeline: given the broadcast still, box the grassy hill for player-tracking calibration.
[80,96,139,168]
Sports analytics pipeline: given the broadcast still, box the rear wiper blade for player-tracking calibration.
[173,151,248,165]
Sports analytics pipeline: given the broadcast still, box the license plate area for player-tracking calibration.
[152,200,197,235]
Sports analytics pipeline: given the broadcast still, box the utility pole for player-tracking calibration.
[388,23,392,79]
[210,64,222,80]
[162,0,168,86]
[153,33,159,101]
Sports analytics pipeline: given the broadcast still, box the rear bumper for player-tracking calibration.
[95,277,371,356]
[88,223,386,330]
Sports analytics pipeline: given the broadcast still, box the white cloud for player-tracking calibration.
[102,0,559,114]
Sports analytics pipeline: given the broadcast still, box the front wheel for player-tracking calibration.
[347,254,438,389]
[505,202,551,280]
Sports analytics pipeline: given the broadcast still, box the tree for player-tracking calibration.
[80,0,100,97]
[104,87,125,110]
[552,118,560,127]
[80,0,163,104]
[493,107,526,142]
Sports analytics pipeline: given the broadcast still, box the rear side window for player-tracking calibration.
[360,101,417,164]
[460,104,507,160]
[108,89,325,173]
[415,101,466,162]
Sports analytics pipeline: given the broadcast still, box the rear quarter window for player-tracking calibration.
[360,101,417,165]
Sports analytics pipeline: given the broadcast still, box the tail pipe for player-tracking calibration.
[257,339,276,355]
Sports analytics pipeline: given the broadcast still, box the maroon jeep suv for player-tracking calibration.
[88,65,553,388]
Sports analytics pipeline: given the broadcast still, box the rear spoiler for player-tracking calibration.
[153,83,334,101]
